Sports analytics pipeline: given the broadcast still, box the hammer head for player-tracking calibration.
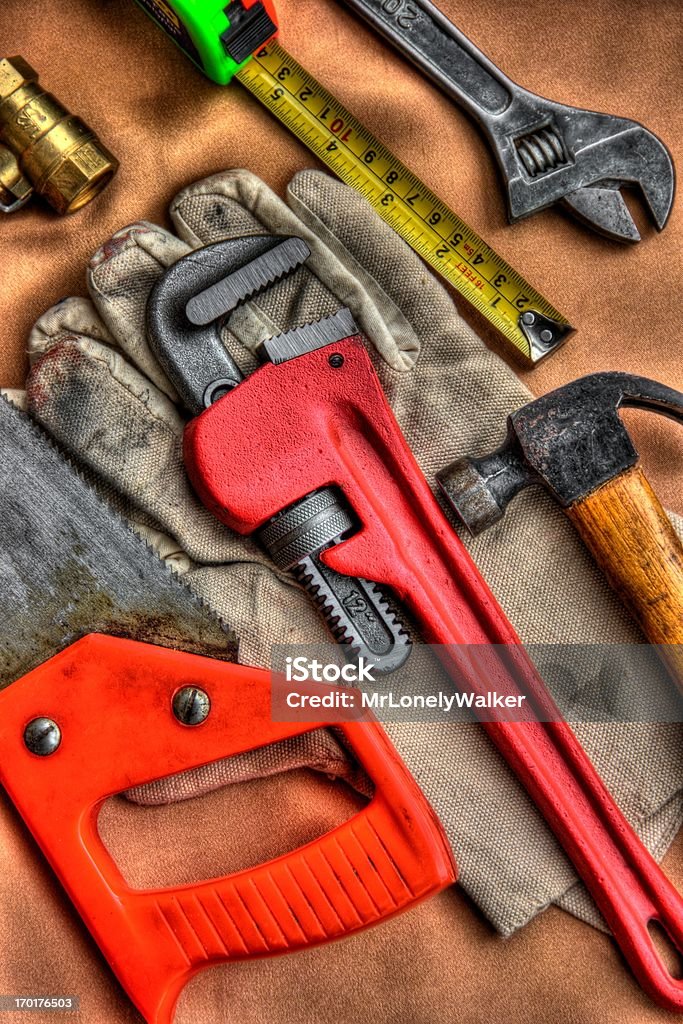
[438,372,683,535]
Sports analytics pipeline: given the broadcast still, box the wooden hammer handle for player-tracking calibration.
[567,464,683,679]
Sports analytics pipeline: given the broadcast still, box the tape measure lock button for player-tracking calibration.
[221,0,277,64]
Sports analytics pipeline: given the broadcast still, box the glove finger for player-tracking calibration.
[25,333,256,566]
[87,221,191,398]
[170,170,385,361]
[28,209,332,620]
[28,296,117,363]
[6,373,193,571]
[288,169,483,370]
[26,299,187,522]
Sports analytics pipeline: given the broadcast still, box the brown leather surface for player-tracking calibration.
[1,0,682,1022]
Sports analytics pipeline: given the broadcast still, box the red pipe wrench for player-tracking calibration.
[147,235,683,1011]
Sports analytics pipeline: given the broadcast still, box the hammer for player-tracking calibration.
[437,372,683,678]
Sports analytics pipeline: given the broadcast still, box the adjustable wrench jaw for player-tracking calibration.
[489,93,675,243]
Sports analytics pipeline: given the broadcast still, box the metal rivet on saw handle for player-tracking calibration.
[329,353,344,368]
[24,717,62,756]
[173,686,211,726]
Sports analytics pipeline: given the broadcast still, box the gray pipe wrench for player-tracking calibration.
[341,0,675,242]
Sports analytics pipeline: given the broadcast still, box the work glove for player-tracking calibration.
[20,168,683,937]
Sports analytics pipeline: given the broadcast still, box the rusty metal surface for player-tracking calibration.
[0,396,236,687]
[438,372,683,533]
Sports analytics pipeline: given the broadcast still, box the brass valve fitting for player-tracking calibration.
[0,143,32,213]
[0,56,118,215]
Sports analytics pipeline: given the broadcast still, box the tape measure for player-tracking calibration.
[135,0,573,362]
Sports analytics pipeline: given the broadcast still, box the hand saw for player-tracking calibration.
[0,396,456,1024]
[130,0,573,363]
[147,234,683,1012]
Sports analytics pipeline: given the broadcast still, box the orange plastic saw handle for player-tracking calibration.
[0,635,455,1024]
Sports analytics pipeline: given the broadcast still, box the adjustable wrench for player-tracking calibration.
[341,0,675,242]
[148,235,683,1012]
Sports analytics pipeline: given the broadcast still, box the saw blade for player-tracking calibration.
[0,396,236,688]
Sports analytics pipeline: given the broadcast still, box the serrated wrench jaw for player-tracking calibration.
[499,102,675,241]
[186,237,312,325]
[147,236,312,414]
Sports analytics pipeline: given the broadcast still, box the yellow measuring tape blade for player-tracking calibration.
[237,41,573,363]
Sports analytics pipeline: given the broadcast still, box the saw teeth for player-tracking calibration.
[0,394,235,652]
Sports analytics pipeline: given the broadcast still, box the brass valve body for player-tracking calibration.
[0,56,118,214]
[0,143,32,212]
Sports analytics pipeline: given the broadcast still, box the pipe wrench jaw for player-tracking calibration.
[147,235,312,415]
[148,239,411,672]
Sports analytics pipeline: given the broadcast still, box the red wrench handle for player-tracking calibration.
[0,634,455,1024]
[185,335,683,1011]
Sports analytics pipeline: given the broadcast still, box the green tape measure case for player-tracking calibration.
[135,0,278,83]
